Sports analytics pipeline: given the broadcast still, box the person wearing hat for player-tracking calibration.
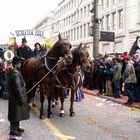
[16,37,34,60]
[33,42,45,58]
[7,56,29,137]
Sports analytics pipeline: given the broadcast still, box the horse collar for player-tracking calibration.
[44,55,52,72]
[65,66,78,77]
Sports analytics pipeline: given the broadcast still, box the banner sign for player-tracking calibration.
[15,29,44,37]
[9,37,16,44]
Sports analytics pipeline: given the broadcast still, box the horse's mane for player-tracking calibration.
[47,41,60,55]
[129,37,140,56]
[72,47,80,57]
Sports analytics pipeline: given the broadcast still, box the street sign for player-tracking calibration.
[100,31,115,42]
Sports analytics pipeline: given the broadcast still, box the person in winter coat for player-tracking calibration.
[33,43,45,58]
[16,37,34,60]
[97,59,105,95]
[104,59,113,96]
[112,58,122,98]
[0,58,9,99]
[122,56,137,104]
[7,56,29,136]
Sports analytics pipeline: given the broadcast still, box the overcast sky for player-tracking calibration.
[0,0,61,44]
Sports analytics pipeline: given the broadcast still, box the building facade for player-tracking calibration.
[35,0,140,57]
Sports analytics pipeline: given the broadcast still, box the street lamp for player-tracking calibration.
[90,0,102,58]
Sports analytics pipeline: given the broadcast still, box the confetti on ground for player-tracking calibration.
[96,103,103,107]
[128,107,138,111]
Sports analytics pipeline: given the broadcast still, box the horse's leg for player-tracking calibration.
[27,81,36,108]
[47,85,53,118]
[70,89,75,117]
[52,88,59,108]
[60,88,65,117]
[39,85,45,119]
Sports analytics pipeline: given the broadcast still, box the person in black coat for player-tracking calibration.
[16,37,34,59]
[7,56,29,136]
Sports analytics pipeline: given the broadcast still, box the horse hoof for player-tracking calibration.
[70,112,75,117]
[48,113,53,118]
[60,113,65,117]
[40,115,45,119]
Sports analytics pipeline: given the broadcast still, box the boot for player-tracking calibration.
[18,128,25,133]
[10,122,22,136]
[9,130,22,136]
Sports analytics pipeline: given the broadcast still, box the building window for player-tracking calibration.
[106,0,109,7]
[106,15,110,30]
[118,10,123,29]
[101,0,104,8]
[88,4,90,16]
[77,11,79,21]
[112,12,116,30]
[77,27,79,39]
[101,17,104,30]
[84,7,86,18]
[81,9,83,19]
[71,29,73,41]
[71,1,73,9]
[80,25,82,39]
[83,24,86,37]
[112,0,116,5]
[74,28,76,40]
[87,22,90,36]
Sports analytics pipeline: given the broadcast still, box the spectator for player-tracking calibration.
[122,56,137,104]
[112,58,122,98]
[104,58,113,96]
[75,65,84,102]
[97,59,105,95]
[7,56,29,136]
[33,43,45,58]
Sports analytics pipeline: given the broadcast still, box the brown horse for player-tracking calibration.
[52,43,91,117]
[22,34,73,119]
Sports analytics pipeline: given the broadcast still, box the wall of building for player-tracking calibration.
[35,0,140,57]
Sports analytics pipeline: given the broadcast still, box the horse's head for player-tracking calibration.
[57,33,73,64]
[73,43,91,72]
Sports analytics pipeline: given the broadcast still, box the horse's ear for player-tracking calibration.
[58,33,62,41]
[78,42,82,48]
[84,43,88,49]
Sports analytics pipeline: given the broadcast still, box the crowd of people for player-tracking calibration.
[83,52,140,105]
[0,38,46,100]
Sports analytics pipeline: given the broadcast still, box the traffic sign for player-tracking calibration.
[100,31,115,42]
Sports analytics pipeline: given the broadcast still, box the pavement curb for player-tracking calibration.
[83,89,140,109]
